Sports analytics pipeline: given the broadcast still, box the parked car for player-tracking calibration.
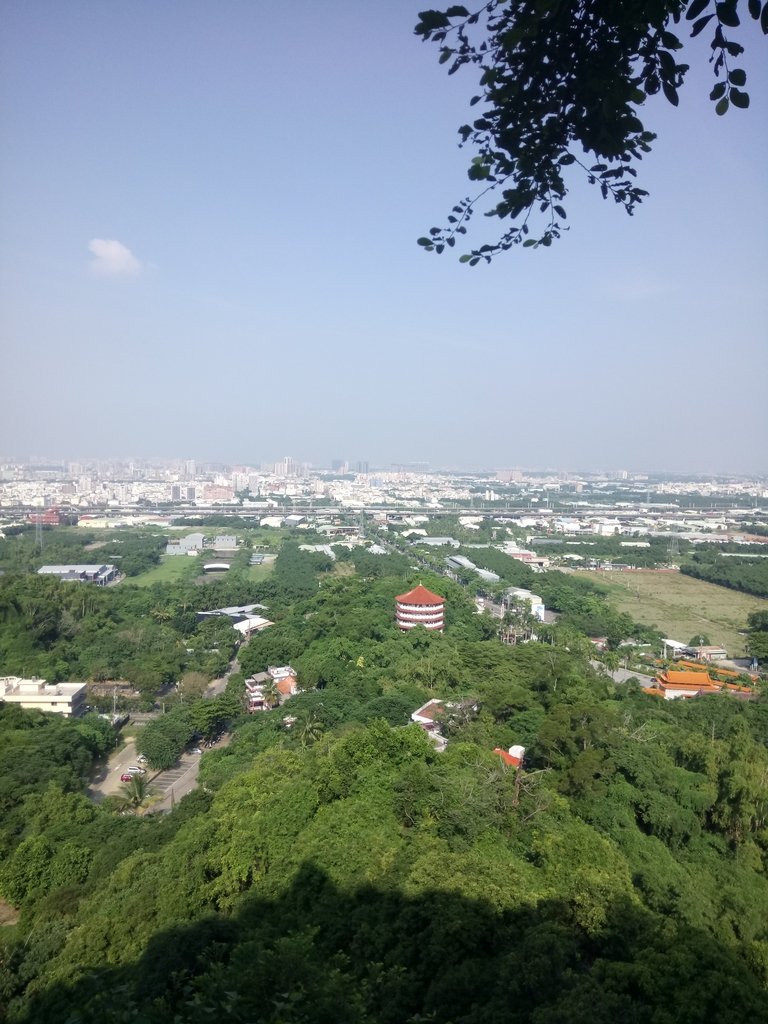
[190,747,202,755]
[137,754,148,763]
[127,766,145,775]
[120,773,133,782]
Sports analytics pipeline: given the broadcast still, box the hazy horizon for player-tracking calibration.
[2,450,765,481]
[2,2,766,474]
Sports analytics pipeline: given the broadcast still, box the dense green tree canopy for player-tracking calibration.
[416,0,767,261]
[1,526,767,1021]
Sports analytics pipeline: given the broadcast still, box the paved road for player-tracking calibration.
[590,660,655,686]
[610,667,656,685]
[205,655,241,698]
[87,738,141,802]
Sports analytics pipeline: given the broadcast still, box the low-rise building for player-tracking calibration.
[411,699,448,751]
[505,587,546,622]
[198,603,274,635]
[37,564,118,585]
[165,532,206,556]
[683,644,728,662]
[648,669,754,701]
[654,670,721,700]
[245,666,298,712]
[1,676,87,717]
[445,555,500,583]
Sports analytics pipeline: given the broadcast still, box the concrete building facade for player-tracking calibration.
[1,677,87,717]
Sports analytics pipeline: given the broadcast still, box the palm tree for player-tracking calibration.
[262,679,280,709]
[299,713,325,748]
[114,774,152,813]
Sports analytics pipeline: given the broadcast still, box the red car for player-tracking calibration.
[120,773,133,782]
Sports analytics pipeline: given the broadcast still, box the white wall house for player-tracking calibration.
[1,677,87,717]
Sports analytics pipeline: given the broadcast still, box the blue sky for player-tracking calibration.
[1,0,766,473]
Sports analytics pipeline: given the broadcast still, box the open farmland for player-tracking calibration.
[128,555,199,587]
[573,569,768,656]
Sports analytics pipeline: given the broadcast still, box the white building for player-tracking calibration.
[37,564,118,585]
[165,532,206,556]
[1,677,87,717]
[505,587,546,622]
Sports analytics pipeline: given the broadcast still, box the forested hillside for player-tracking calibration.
[1,543,768,1022]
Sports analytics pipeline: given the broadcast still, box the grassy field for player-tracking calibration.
[575,570,768,656]
[128,556,199,587]
[247,561,275,582]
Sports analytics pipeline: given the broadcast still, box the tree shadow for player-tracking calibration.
[14,862,768,1024]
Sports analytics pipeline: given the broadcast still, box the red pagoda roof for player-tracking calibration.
[396,584,445,606]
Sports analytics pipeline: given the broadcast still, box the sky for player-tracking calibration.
[1,0,766,475]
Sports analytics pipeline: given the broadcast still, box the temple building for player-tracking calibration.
[395,584,445,632]
[647,669,753,701]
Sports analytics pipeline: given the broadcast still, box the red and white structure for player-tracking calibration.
[493,744,526,768]
[395,584,445,632]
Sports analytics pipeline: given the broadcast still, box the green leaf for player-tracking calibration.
[715,96,729,115]
[762,2,768,32]
[747,0,760,16]
[709,81,727,100]
[522,239,537,247]
[417,237,433,247]
[459,254,472,263]
[662,82,679,106]
[728,68,746,85]
[553,205,566,219]
[686,0,710,20]
[445,5,470,17]
[730,87,750,108]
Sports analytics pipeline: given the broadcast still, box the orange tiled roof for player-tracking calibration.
[396,584,445,606]
[493,747,522,767]
[659,670,716,687]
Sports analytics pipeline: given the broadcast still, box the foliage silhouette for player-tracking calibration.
[13,862,768,1024]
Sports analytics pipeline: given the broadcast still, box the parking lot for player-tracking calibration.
[88,733,230,812]
[148,752,202,812]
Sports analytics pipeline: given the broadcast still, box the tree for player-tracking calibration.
[299,712,325,748]
[262,678,280,709]
[177,671,209,700]
[113,773,152,813]
[687,634,711,647]
[415,1,767,261]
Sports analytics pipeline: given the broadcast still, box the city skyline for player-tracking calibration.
[1,452,767,487]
